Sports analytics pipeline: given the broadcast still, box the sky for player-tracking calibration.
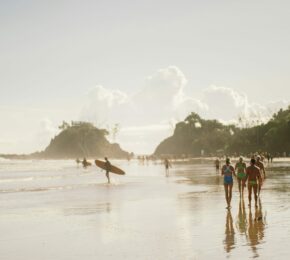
[0,0,289,154]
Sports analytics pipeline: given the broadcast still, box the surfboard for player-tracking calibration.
[95,159,125,175]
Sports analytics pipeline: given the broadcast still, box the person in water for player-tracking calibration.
[245,159,262,208]
[82,158,88,168]
[104,157,111,184]
[221,158,236,209]
[235,157,247,197]
[255,155,266,195]
[164,158,171,177]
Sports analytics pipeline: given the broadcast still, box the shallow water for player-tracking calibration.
[0,158,289,259]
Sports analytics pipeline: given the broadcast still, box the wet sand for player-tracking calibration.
[0,158,290,259]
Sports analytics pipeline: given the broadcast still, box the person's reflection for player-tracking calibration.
[247,198,265,258]
[236,198,247,234]
[224,210,235,253]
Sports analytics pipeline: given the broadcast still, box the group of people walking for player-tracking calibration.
[220,156,266,209]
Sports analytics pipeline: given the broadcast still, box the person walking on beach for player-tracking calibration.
[215,158,220,173]
[104,157,111,184]
[235,157,247,197]
[164,158,171,177]
[256,155,266,195]
[221,158,236,209]
[245,159,262,208]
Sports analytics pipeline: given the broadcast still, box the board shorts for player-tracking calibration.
[237,172,246,180]
[224,175,233,185]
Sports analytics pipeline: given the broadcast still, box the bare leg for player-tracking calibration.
[106,172,110,184]
[228,184,233,208]
[238,179,241,196]
[241,180,245,196]
[224,184,229,208]
[253,185,258,207]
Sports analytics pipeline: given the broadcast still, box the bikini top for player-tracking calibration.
[223,165,232,175]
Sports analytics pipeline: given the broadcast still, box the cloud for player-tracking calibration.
[35,118,59,150]
[78,67,289,153]
[202,85,248,121]
[201,85,289,126]
[79,85,128,126]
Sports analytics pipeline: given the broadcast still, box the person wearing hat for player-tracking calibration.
[221,158,236,209]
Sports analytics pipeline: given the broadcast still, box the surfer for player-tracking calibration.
[235,157,247,197]
[221,158,236,209]
[245,159,262,208]
[104,157,111,184]
[164,158,171,177]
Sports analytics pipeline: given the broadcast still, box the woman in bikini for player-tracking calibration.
[221,158,236,209]
[235,157,247,197]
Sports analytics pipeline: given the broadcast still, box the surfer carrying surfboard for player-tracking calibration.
[104,157,111,184]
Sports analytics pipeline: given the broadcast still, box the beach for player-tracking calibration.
[1,158,290,259]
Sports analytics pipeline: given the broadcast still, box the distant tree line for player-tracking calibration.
[154,106,290,157]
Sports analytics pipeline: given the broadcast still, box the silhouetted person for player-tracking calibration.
[76,158,81,166]
[104,157,111,184]
[245,159,262,208]
[164,158,171,177]
[82,158,88,168]
[215,158,220,173]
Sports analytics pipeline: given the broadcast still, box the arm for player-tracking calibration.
[257,169,262,185]
[262,164,266,179]
[245,168,249,182]
[231,166,237,177]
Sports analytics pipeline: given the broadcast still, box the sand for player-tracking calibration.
[0,158,290,259]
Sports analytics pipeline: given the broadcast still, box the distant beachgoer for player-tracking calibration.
[266,153,270,163]
[245,159,262,208]
[82,158,88,168]
[235,157,247,197]
[215,158,220,172]
[221,158,236,209]
[104,157,111,184]
[76,158,81,165]
[164,158,171,177]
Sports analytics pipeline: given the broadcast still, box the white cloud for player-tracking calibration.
[79,85,128,127]
[2,66,287,154]
[77,67,289,154]
[36,118,59,150]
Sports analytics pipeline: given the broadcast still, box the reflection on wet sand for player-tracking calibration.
[236,199,247,235]
[224,210,235,253]
[247,199,266,258]
[225,198,266,257]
